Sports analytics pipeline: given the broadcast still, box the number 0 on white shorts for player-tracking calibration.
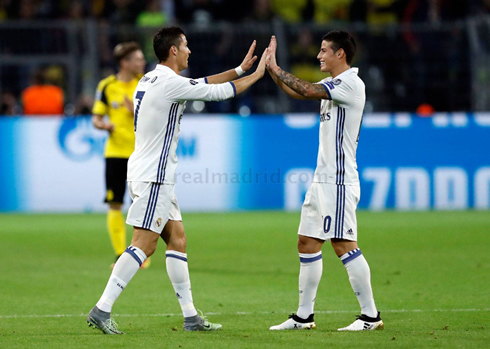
[298,182,360,241]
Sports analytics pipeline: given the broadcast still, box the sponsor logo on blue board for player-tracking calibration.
[58,117,106,161]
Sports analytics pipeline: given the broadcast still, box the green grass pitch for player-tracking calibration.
[0,211,489,348]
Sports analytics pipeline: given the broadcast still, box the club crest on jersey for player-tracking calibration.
[111,101,119,109]
[332,79,342,85]
[189,79,199,85]
[155,217,162,227]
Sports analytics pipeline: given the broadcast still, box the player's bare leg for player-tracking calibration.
[88,227,155,334]
[270,236,323,330]
[130,227,160,256]
[160,219,186,252]
[161,220,222,331]
[331,238,383,331]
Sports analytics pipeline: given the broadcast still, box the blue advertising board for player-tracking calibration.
[0,113,489,212]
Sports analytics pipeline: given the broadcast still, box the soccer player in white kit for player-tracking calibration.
[87,26,268,334]
[267,32,384,331]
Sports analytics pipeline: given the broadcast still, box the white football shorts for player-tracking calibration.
[126,181,182,234]
[298,182,360,241]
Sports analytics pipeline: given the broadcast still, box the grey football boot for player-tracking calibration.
[87,306,124,334]
[183,311,222,331]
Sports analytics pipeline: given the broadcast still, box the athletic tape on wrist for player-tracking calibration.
[235,66,244,76]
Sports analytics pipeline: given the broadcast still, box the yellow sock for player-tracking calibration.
[107,209,127,256]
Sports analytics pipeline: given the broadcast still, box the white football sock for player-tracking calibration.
[296,251,323,319]
[166,250,198,318]
[340,248,378,318]
[96,246,147,313]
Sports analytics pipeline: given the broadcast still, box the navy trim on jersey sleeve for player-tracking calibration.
[229,81,237,97]
[320,83,332,100]
[204,77,208,84]
[100,84,109,105]
[99,78,118,105]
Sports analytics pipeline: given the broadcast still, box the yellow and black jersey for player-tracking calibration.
[92,74,142,158]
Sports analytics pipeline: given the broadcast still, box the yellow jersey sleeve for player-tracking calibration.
[92,75,116,116]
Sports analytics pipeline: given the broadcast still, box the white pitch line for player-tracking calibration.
[1,308,488,319]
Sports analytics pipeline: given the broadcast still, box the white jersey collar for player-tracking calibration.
[155,64,177,75]
[331,67,358,80]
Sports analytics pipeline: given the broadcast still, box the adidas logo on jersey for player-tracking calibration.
[346,228,354,235]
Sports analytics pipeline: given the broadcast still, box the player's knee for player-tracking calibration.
[330,243,344,257]
[297,236,323,254]
[130,240,157,257]
[330,239,358,257]
[142,244,157,257]
[109,203,122,211]
[297,238,306,251]
[131,228,159,257]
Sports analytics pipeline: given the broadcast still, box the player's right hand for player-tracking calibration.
[255,48,269,78]
[240,40,258,72]
[107,123,115,133]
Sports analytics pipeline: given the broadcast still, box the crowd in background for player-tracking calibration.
[1,0,488,24]
[1,0,490,115]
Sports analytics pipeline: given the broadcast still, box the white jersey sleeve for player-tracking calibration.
[318,77,357,106]
[165,74,236,102]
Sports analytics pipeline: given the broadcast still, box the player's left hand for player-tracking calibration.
[240,40,258,72]
[266,36,279,74]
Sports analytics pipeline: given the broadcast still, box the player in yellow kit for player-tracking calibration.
[92,42,150,268]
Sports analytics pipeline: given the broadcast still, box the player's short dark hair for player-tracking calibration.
[153,26,185,63]
[113,42,141,65]
[322,31,356,66]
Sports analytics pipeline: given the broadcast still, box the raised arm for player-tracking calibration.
[205,41,258,84]
[266,35,329,100]
[268,70,309,100]
[166,48,267,102]
[231,47,267,95]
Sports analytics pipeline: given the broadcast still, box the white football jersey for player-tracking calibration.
[127,64,236,183]
[314,67,365,185]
